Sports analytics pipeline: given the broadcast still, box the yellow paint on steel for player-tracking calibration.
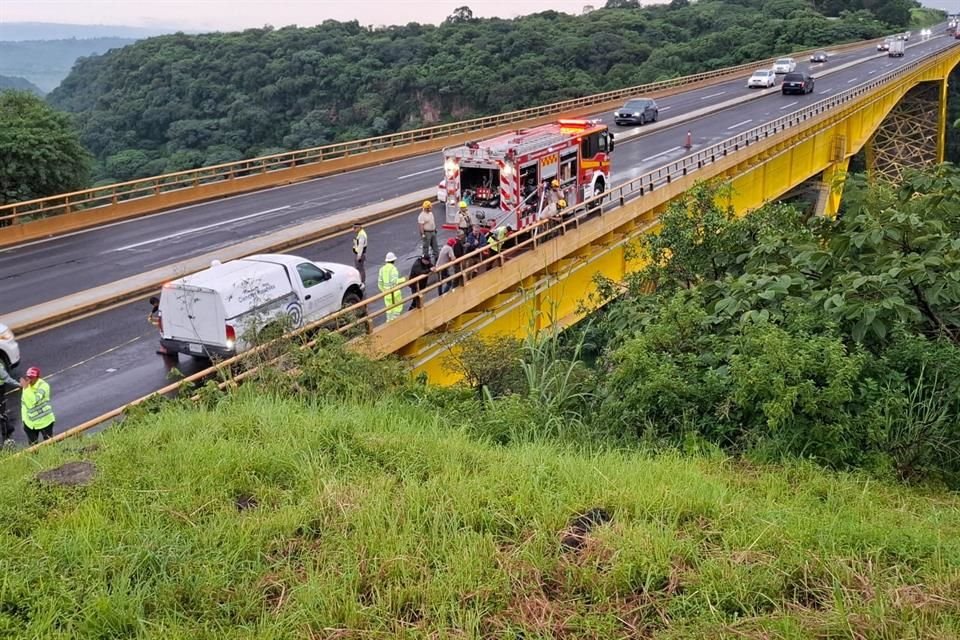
[398,43,960,384]
[0,37,891,249]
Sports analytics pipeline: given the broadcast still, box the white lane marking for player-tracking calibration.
[111,205,290,252]
[727,119,753,130]
[868,69,877,75]
[700,91,726,100]
[659,106,672,112]
[643,145,683,162]
[847,77,859,83]
[397,167,437,180]
[780,101,799,110]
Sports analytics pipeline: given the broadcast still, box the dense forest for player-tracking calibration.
[45,0,916,184]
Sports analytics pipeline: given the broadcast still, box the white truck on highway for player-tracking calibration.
[888,38,905,58]
[158,254,364,359]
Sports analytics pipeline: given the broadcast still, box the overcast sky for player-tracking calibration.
[0,0,611,31]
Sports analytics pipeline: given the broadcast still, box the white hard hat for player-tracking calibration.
[385,252,397,262]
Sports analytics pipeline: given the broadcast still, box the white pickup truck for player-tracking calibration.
[158,254,364,359]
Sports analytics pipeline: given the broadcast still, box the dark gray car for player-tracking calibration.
[614,98,659,126]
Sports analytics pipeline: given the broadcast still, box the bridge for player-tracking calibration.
[2,31,959,441]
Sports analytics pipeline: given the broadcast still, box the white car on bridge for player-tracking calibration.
[747,68,777,88]
[772,58,797,74]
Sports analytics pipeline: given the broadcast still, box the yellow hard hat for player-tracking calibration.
[458,201,468,209]
[551,179,560,188]
[558,199,567,208]
[422,200,432,209]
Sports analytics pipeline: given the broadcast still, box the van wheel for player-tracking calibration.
[336,290,367,336]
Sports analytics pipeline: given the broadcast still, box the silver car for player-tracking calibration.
[772,57,796,74]
[0,322,20,372]
[747,68,776,88]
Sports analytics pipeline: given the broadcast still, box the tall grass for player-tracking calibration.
[1,391,958,638]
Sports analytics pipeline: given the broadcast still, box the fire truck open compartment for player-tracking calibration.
[460,165,500,208]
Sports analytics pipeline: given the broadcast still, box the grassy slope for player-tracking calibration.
[1,391,958,639]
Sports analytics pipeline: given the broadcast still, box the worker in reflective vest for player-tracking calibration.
[487,225,513,255]
[378,252,405,322]
[20,366,55,445]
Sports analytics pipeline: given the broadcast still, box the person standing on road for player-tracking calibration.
[20,367,55,446]
[457,201,472,236]
[378,252,405,322]
[352,222,368,282]
[435,238,458,295]
[418,200,439,261]
[0,364,17,445]
[148,296,176,357]
[408,255,433,310]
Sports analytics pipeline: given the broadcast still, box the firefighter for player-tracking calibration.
[487,224,513,269]
[546,179,564,207]
[457,201,472,235]
[418,201,439,261]
[378,252,405,322]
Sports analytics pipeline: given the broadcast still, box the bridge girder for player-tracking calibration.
[866,80,947,184]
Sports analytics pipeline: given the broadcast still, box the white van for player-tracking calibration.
[159,254,364,358]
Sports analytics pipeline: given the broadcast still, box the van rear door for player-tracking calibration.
[160,284,227,350]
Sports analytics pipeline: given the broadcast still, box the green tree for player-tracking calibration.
[0,90,90,204]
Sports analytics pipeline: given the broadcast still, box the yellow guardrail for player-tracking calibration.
[0,35,888,247]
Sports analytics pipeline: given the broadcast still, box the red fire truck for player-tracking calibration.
[441,119,615,230]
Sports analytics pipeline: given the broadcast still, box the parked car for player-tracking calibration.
[159,254,364,358]
[747,68,777,88]
[772,58,796,74]
[781,72,815,95]
[613,98,659,125]
[809,51,828,63]
[0,322,19,372]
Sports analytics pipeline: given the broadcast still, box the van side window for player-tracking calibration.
[297,262,330,288]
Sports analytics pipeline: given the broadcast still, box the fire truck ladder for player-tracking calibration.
[496,131,572,157]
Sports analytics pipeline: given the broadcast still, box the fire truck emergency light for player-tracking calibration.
[444,159,458,176]
[501,162,514,176]
[557,119,590,127]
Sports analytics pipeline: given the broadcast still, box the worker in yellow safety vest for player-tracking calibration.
[20,366,55,445]
[487,224,513,255]
[378,252,405,322]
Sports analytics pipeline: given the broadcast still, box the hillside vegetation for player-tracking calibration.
[46,0,911,184]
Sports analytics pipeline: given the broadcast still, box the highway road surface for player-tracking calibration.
[2,32,955,444]
[0,37,934,315]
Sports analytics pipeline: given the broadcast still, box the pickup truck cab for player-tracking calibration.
[159,254,364,359]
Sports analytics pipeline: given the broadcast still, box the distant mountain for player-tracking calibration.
[0,37,139,92]
[0,22,176,41]
[0,74,44,95]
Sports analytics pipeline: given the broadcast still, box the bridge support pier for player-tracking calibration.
[866,80,943,183]
[813,156,850,218]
